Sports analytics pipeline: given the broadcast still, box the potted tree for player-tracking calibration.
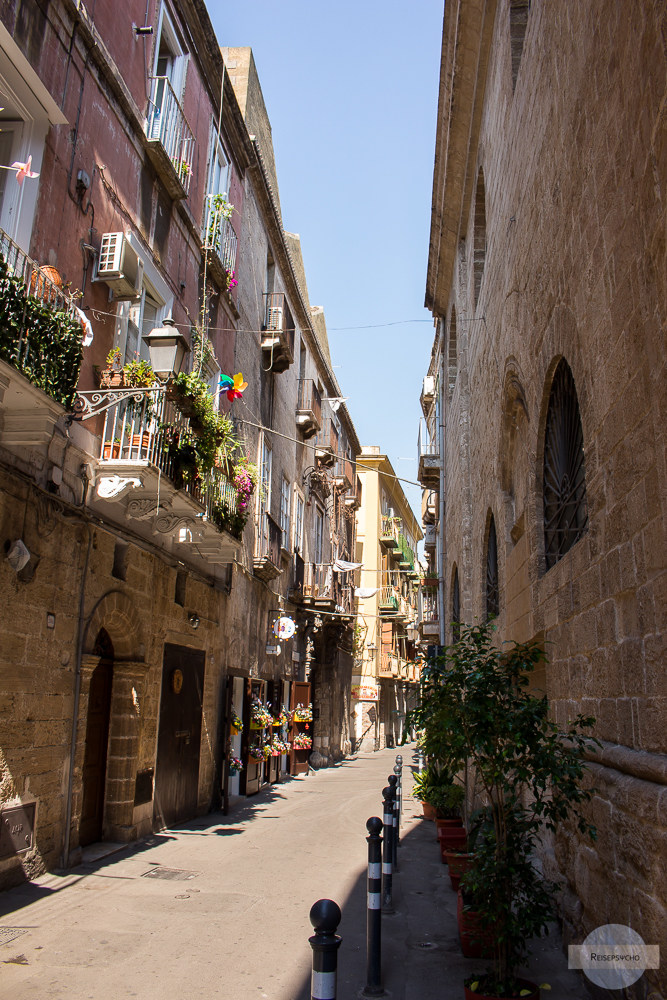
[407,621,599,1000]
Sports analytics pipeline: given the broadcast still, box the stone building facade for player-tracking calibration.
[0,3,359,890]
[421,1,666,995]
[353,447,422,752]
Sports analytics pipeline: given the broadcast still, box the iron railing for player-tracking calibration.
[297,378,322,424]
[146,76,195,193]
[314,417,339,455]
[417,419,439,460]
[203,195,238,274]
[380,515,401,546]
[379,586,399,612]
[263,292,295,356]
[255,511,282,565]
[0,228,83,408]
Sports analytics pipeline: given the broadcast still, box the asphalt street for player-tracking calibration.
[0,747,587,999]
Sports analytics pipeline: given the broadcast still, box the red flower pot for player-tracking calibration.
[422,801,437,820]
[438,825,467,860]
[457,889,494,958]
[464,980,539,1000]
[444,850,474,890]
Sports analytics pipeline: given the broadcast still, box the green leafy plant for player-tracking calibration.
[407,621,599,997]
[0,258,84,408]
[122,357,155,388]
[206,193,234,253]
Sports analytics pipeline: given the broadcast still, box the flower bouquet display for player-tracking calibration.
[228,754,243,775]
[293,703,313,722]
[230,708,243,734]
[293,732,312,750]
[249,742,269,763]
[272,707,289,727]
[250,697,272,729]
[270,738,290,756]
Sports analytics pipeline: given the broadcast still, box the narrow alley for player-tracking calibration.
[0,748,584,999]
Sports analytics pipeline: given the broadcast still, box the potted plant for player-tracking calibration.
[100,347,125,387]
[407,621,598,1000]
[228,754,243,776]
[230,708,243,735]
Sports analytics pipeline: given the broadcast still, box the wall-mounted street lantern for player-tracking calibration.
[142,317,189,382]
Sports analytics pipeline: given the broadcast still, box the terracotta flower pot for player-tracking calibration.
[103,442,121,460]
[436,816,463,841]
[438,825,467,859]
[132,432,151,458]
[463,980,539,1000]
[457,890,494,959]
[444,850,474,890]
[422,801,437,820]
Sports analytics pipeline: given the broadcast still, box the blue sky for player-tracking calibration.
[212,1,443,523]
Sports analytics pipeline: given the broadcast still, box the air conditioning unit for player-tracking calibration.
[96,233,144,299]
[266,306,284,332]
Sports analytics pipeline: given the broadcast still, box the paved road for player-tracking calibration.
[0,747,586,999]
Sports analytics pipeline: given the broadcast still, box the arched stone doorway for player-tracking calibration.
[80,629,114,846]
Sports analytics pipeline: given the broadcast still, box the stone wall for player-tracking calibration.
[429,1,666,993]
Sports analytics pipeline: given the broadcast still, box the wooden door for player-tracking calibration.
[289,681,311,776]
[153,644,205,828]
[80,657,113,846]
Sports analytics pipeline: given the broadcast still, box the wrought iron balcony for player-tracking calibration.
[145,76,195,199]
[332,454,354,491]
[397,533,416,572]
[314,417,338,468]
[380,515,401,548]
[296,379,322,439]
[261,292,295,373]
[420,374,436,416]
[417,419,440,487]
[93,389,242,565]
[0,230,84,445]
[419,584,440,638]
[254,511,283,581]
[379,585,399,615]
[203,195,238,292]
[345,474,362,511]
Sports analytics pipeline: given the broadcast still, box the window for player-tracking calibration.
[485,514,499,620]
[293,489,304,553]
[543,359,588,569]
[452,566,461,642]
[448,307,458,398]
[259,438,272,517]
[314,507,324,564]
[509,0,531,92]
[473,169,486,310]
[113,242,172,365]
[280,476,291,548]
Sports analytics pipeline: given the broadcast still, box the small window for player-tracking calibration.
[448,307,458,399]
[543,359,588,569]
[175,569,187,606]
[473,169,486,310]
[485,515,499,620]
[509,0,530,92]
[112,540,129,581]
[315,507,324,564]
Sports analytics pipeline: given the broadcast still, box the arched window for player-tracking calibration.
[452,566,461,642]
[448,307,458,399]
[543,359,588,569]
[485,514,499,620]
[509,0,530,92]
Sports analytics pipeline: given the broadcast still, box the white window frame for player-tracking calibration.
[293,488,305,554]
[279,476,291,549]
[113,234,173,364]
[153,4,188,102]
[315,506,324,564]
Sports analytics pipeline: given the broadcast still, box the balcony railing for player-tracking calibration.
[417,419,440,486]
[262,292,295,372]
[379,586,399,613]
[380,515,400,548]
[203,196,238,288]
[345,474,362,510]
[0,229,83,409]
[98,389,241,532]
[145,76,194,198]
[254,511,283,581]
[397,533,415,572]
[314,417,338,466]
[332,454,354,490]
[296,379,322,438]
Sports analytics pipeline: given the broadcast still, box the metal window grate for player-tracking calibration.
[485,516,499,620]
[543,360,588,569]
[142,867,199,881]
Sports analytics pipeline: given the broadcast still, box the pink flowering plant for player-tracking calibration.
[293,733,312,750]
[228,754,243,772]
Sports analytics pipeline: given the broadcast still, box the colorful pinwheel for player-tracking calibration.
[11,155,39,186]
[219,372,247,401]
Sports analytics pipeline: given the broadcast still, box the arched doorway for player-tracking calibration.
[80,629,114,846]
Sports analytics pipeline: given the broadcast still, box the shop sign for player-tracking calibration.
[351,684,379,701]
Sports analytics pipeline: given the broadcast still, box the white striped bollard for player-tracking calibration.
[309,898,342,1000]
[394,757,403,844]
[381,784,394,912]
[388,773,399,873]
[363,817,384,996]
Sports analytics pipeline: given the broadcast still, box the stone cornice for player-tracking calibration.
[425,0,498,318]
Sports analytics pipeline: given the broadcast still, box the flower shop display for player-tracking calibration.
[230,708,243,734]
[250,697,272,729]
[292,732,312,750]
[249,742,270,763]
[272,707,288,727]
[293,703,312,722]
[270,738,290,756]
[228,754,243,775]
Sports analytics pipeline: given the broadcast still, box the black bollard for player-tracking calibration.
[393,758,402,845]
[363,817,384,996]
[388,773,399,873]
[309,898,342,1000]
[381,784,394,912]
